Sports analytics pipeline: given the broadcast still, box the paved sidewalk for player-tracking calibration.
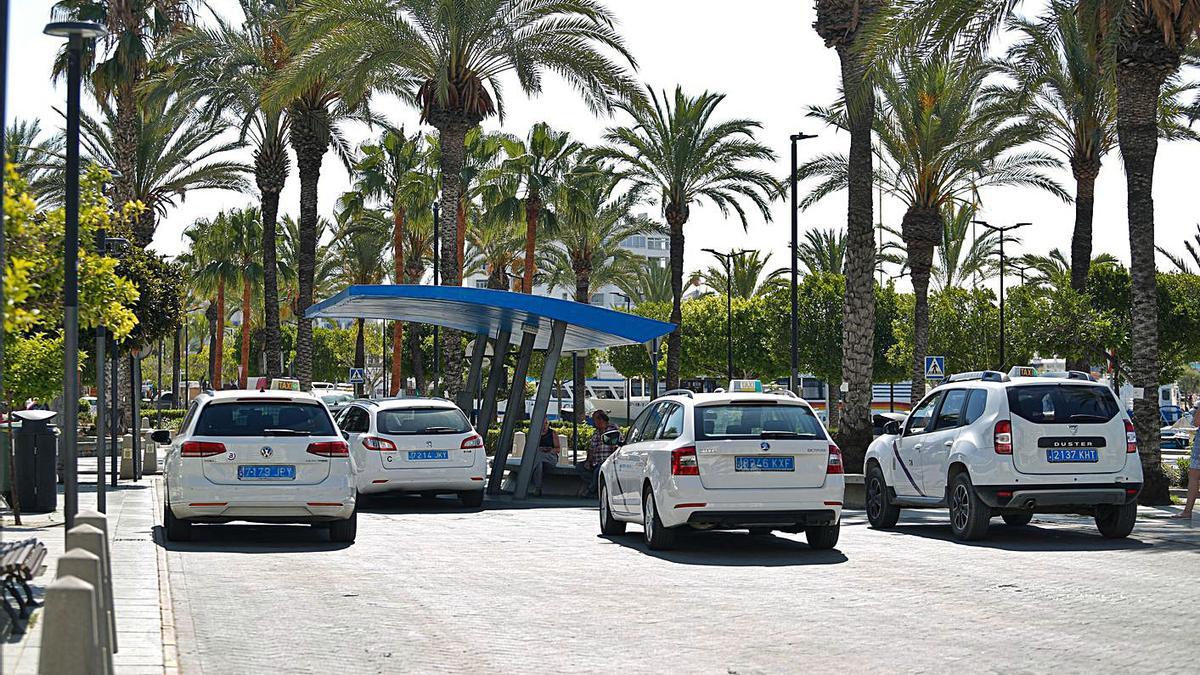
[1,472,175,675]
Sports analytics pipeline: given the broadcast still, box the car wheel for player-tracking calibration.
[1002,513,1033,527]
[866,463,901,529]
[805,523,840,550]
[329,508,358,544]
[1095,501,1137,539]
[599,481,626,536]
[642,487,676,551]
[163,501,191,542]
[948,472,991,541]
[459,490,484,508]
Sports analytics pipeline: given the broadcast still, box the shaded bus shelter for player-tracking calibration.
[306,285,674,499]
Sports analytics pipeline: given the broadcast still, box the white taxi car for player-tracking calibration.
[864,368,1143,541]
[336,398,486,507]
[597,389,845,550]
[157,390,357,543]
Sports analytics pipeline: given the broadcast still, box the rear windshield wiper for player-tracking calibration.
[261,428,312,436]
[1068,414,1110,423]
[420,426,458,434]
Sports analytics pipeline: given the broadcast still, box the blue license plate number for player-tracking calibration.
[1046,448,1099,463]
[408,450,449,461]
[734,456,795,472]
[237,465,296,480]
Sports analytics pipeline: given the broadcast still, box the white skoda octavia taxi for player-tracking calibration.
[597,387,845,550]
[157,390,357,543]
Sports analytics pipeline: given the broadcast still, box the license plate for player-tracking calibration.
[408,450,449,461]
[734,456,795,472]
[1046,448,1099,463]
[237,465,296,480]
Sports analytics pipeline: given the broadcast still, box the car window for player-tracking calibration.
[694,403,826,440]
[624,405,658,444]
[657,404,685,440]
[377,408,471,435]
[963,390,988,425]
[341,407,368,433]
[934,389,969,430]
[194,401,335,437]
[905,393,943,436]
[1006,384,1120,425]
[637,404,669,444]
[179,401,200,434]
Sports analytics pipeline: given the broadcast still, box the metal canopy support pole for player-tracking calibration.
[515,321,566,499]
[110,341,118,487]
[477,329,511,440]
[95,324,106,512]
[459,334,487,419]
[486,326,537,495]
[131,351,142,480]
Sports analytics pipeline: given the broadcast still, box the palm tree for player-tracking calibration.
[331,209,392,393]
[343,127,436,393]
[616,263,673,306]
[794,228,847,275]
[74,95,249,240]
[594,86,779,389]
[4,119,65,206]
[51,0,197,242]
[227,208,263,389]
[465,216,526,292]
[814,0,887,459]
[1018,248,1121,289]
[280,0,640,399]
[182,213,240,389]
[156,0,293,383]
[429,128,508,282]
[1158,224,1200,273]
[699,251,777,298]
[932,205,1009,291]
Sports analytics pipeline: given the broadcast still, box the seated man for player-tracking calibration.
[576,410,619,498]
[530,418,561,497]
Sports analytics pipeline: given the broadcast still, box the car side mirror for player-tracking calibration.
[602,429,623,447]
[883,421,901,436]
[151,429,172,445]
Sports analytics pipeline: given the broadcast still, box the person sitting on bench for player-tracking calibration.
[530,419,561,497]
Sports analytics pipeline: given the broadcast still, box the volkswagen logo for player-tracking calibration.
[760,441,771,451]
[260,446,273,459]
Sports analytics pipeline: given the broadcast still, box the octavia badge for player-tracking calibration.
[760,441,771,451]
[260,446,273,459]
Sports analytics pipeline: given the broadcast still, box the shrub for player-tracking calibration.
[1177,456,1194,488]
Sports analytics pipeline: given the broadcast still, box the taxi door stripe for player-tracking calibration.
[892,440,926,497]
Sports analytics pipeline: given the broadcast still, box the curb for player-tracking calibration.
[152,477,180,675]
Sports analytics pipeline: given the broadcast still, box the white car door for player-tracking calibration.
[614,403,665,508]
[629,402,684,515]
[895,392,943,498]
[339,406,371,476]
[921,388,970,497]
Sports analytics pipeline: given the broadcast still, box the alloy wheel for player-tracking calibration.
[951,483,970,531]
[644,493,655,543]
[867,476,883,520]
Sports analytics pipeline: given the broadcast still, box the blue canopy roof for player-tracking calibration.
[306,285,674,352]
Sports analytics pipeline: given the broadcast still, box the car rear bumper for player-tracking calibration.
[658,476,844,528]
[169,475,356,522]
[358,463,486,494]
[685,509,838,529]
[976,482,1142,509]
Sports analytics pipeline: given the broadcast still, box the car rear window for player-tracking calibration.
[695,403,827,441]
[194,401,335,436]
[1006,385,1120,425]
[377,408,471,435]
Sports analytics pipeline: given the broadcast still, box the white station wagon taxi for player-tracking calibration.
[157,390,357,543]
[597,386,845,550]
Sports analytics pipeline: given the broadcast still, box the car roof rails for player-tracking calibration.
[1040,370,1097,382]
[946,370,1009,383]
[662,389,694,398]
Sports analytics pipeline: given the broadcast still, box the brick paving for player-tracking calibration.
[163,493,1199,675]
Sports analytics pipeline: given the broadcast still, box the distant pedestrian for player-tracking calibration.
[530,419,561,497]
[576,410,618,498]
[1173,439,1199,520]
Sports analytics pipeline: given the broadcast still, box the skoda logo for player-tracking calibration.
[260,446,273,459]
[760,441,771,452]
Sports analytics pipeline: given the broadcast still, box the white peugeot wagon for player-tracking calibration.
[336,398,486,506]
[158,390,357,543]
[597,389,845,550]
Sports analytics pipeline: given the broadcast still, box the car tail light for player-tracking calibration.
[460,434,483,449]
[994,420,1013,455]
[362,436,397,452]
[307,440,349,457]
[827,445,844,474]
[181,440,225,457]
[671,446,699,476]
[1124,419,1137,453]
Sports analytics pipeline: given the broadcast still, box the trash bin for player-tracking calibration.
[13,410,58,513]
[0,422,15,503]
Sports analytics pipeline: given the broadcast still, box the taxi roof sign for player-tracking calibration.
[1008,366,1039,378]
[729,379,763,393]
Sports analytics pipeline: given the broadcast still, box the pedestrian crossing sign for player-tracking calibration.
[925,356,946,381]
[348,367,366,384]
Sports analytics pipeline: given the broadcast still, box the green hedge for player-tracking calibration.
[482,422,631,457]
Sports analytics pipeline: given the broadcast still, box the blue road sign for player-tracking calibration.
[925,356,946,381]
[348,367,366,384]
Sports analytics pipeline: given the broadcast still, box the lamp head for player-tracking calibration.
[44,21,107,39]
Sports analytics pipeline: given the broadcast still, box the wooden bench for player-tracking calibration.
[498,457,588,497]
[0,538,48,636]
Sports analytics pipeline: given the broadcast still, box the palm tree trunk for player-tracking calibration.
[114,85,142,241]
[408,322,426,393]
[1117,54,1171,505]
[827,379,842,436]
[257,131,288,382]
[172,326,181,407]
[457,200,467,283]
[431,114,474,399]
[354,318,366,397]
[665,206,687,389]
[214,280,226,389]
[206,302,217,388]
[1067,158,1100,373]
[522,192,541,293]
[836,43,877,469]
[391,206,406,395]
[574,271,591,424]
[290,102,330,391]
[908,248,933,404]
[239,277,252,389]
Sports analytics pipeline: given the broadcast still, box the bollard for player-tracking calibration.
[119,434,135,479]
[56,549,114,675]
[38,575,102,675]
[141,433,159,475]
[66,524,117,658]
[75,509,117,653]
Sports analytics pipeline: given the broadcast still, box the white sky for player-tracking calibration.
[7,0,1199,288]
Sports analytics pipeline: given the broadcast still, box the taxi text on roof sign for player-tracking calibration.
[1008,366,1039,378]
[729,379,763,393]
[270,378,300,391]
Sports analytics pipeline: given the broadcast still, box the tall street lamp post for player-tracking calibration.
[432,202,441,395]
[702,248,752,382]
[45,20,107,530]
[790,133,817,395]
[973,220,1030,371]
